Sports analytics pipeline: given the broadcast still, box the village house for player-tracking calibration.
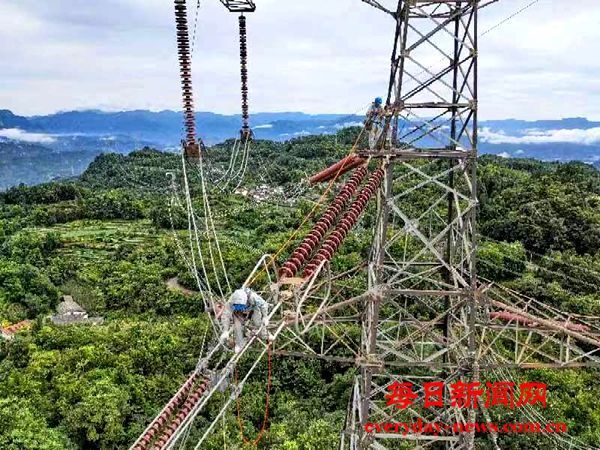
[1,320,32,340]
[51,295,104,326]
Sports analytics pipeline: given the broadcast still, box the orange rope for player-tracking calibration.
[234,342,272,448]
[247,125,366,287]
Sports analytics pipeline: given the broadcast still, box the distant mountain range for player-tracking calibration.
[0,109,599,189]
[0,109,364,147]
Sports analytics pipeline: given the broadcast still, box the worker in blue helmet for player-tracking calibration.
[365,96,386,149]
[219,286,271,353]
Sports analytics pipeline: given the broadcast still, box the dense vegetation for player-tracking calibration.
[0,128,599,449]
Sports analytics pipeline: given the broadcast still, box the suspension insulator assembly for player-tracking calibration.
[238,14,252,141]
[134,372,209,450]
[174,0,200,159]
[280,165,368,278]
[303,168,385,278]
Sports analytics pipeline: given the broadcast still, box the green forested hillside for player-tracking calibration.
[1,129,599,449]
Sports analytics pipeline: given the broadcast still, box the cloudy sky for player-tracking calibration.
[1,0,599,120]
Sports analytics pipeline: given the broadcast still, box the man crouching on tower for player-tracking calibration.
[219,286,272,353]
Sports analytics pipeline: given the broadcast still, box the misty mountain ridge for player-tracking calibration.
[0,109,599,190]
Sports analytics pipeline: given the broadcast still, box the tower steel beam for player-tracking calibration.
[350,1,480,448]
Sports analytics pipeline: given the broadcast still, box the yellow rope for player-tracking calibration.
[247,125,366,287]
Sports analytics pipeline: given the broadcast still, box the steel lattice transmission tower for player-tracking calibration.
[338,1,600,449]
[347,1,491,448]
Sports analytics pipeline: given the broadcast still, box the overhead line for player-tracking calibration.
[480,0,542,36]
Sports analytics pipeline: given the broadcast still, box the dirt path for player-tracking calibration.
[166,277,197,296]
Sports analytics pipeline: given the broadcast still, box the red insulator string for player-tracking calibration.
[303,168,385,277]
[279,165,368,278]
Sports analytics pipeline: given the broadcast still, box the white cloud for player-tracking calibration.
[0,128,56,143]
[254,124,273,129]
[498,152,511,158]
[0,1,599,120]
[334,121,362,129]
[480,127,600,145]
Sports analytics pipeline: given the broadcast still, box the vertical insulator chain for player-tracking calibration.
[174,0,200,158]
[280,166,369,278]
[303,168,385,278]
[238,14,251,139]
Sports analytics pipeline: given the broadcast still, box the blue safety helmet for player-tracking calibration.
[374,97,383,106]
[232,303,249,312]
